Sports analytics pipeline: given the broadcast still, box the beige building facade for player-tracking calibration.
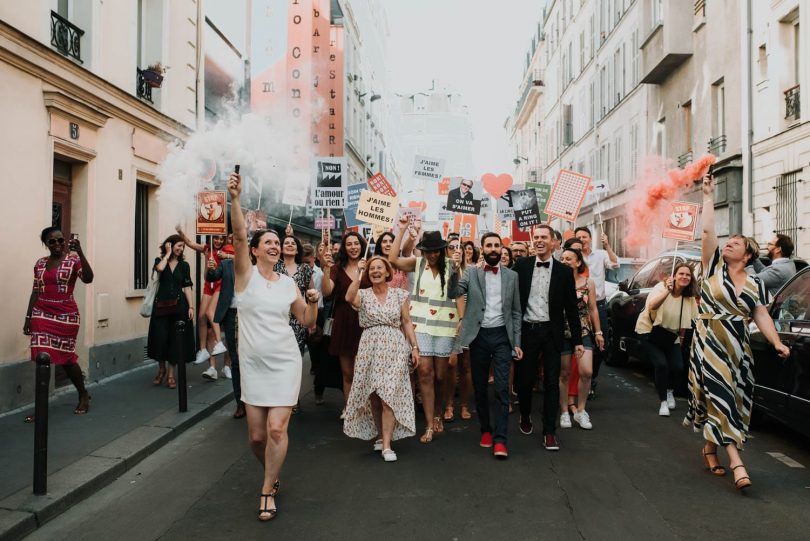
[0,0,201,413]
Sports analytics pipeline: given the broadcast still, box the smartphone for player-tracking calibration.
[71,233,79,240]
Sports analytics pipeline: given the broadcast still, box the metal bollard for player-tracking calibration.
[175,320,188,412]
[33,352,51,495]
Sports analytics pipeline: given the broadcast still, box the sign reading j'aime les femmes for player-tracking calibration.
[413,155,446,181]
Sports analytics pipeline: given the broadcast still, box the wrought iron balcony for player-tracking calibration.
[708,135,726,155]
[514,69,544,119]
[677,151,693,168]
[785,85,800,121]
[50,11,84,63]
[136,69,153,104]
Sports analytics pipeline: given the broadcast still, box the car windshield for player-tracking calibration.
[771,272,810,322]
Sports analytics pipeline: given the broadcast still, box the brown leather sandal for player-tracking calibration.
[167,376,177,389]
[419,427,434,444]
[702,447,726,476]
[152,368,166,386]
[443,405,455,423]
[732,464,752,490]
[460,405,472,420]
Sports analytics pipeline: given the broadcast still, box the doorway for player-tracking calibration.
[52,158,73,388]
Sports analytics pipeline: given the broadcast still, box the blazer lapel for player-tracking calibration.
[477,267,486,299]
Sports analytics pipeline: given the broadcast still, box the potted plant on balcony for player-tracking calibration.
[142,62,166,88]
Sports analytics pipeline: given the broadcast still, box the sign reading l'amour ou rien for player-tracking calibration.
[312,156,347,208]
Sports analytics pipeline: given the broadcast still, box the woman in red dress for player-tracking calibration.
[23,227,94,421]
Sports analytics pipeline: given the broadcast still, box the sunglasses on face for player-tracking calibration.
[462,183,473,188]
[448,244,460,250]
[47,238,65,245]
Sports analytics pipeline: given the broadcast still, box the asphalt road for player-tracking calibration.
[26,366,810,541]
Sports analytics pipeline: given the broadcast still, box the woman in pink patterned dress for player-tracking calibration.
[23,227,94,421]
[343,256,420,462]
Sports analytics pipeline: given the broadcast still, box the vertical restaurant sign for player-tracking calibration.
[196,191,228,235]
[249,0,289,112]
[327,25,345,157]
[312,156,347,208]
[312,0,331,155]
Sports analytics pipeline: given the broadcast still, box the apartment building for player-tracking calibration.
[0,0,201,412]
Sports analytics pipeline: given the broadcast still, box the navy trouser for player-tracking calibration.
[221,308,241,406]
[470,326,512,444]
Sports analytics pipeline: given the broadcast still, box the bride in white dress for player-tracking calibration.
[228,172,319,522]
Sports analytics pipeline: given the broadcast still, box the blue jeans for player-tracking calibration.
[470,326,512,444]
[221,308,241,406]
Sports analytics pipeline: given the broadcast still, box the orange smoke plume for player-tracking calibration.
[625,154,716,248]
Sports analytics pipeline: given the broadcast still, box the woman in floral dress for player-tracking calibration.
[274,228,314,354]
[343,256,420,462]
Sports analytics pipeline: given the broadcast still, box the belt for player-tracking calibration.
[698,314,746,322]
[523,321,550,328]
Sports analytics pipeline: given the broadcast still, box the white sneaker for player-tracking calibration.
[666,390,676,410]
[211,341,227,356]
[560,412,572,428]
[381,449,397,462]
[194,349,210,365]
[221,365,232,379]
[373,439,383,452]
[573,410,593,430]
[659,401,670,416]
[202,366,218,381]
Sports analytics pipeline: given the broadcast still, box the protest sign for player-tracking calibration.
[397,206,422,226]
[497,187,518,221]
[413,155,446,181]
[282,178,309,207]
[438,177,452,195]
[356,190,398,228]
[662,201,701,241]
[544,170,591,222]
[312,157,347,208]
[368,173,397,197]
[314,215,336,229]
[511,221,531,242]
[197,191,227,235]
[481,173,514,199]
[244,209,267,235]
[525,182,551,222]
[343,181,368,228]
[446,178,481,215]
[510,188,541,228]
[453,214,478,243]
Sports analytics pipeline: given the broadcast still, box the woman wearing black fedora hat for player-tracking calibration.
[390,215,464,443]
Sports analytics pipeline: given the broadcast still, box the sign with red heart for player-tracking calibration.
[481,173,513,199]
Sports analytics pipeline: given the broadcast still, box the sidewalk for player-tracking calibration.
[0,361,235,541]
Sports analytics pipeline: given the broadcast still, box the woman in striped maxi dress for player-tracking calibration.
[685,172,791,491]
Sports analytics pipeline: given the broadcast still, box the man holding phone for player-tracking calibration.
[449,232,523,459]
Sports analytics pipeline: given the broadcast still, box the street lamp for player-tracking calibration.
[513,156,528,165]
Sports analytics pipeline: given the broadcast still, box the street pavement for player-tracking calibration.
[23,366,810,541]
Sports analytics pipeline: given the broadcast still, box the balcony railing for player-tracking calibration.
[694,0,706,16]
[677,151,693,168]
[708,135,726,155]
[50,11,84,63]
[785,85,800,121]
[136,69,153,104]
[514,69,545,118]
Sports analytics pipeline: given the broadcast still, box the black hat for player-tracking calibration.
[415,231,448,252]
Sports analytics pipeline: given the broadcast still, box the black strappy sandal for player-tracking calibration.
[258,493,277,521]
[731,464,752,490]
[269,479,280,497]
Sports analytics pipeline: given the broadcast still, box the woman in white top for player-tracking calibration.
[228,172,319,522]
[635,263,699,417]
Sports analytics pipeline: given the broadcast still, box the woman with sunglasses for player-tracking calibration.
[23,227,95,421]
[390,217,463,443]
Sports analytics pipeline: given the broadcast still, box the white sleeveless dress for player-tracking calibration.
[235,267,302,407]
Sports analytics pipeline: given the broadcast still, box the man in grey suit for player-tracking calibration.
[449,232,523,459]
[747,233,797,296]
[207,257,244,419]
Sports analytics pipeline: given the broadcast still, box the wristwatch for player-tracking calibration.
[595,331,603,336]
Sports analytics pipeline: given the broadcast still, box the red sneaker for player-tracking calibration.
[479,432,493,448]
[493,442,508,459]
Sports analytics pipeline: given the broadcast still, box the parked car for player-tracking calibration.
[604,257,645,300]
[606,244,702,367]
[750,267,810,439]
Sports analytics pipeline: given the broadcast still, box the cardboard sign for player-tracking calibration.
[314,215,336,229]
[356,190,398,228]
[663,201,701,241]
[413,155,446,181]
[196,191,227,235]
[312,157,347,208]
[282,177,309,207]
[510,188,541,228]
[481,173,514,199]
[446,178,481,215]
[397,206,422,226]
[544,170,592,222]
[244,209,267,235]
[343,181,368,228]
[438,177,452,195]
[368,173,397,197]
[371,224,386,241]
[525,182,551,221]
[453,213,478,243]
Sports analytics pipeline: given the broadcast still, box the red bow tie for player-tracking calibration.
[484,265,499,274]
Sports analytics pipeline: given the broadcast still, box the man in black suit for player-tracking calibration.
[447,179,480,214]
[447,178,475,202]
[513,225,582,451]
[207,257,244,419]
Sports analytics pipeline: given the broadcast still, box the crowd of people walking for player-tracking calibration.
[23,171,797,521]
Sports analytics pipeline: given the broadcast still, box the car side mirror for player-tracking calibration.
[618,279,629,292]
